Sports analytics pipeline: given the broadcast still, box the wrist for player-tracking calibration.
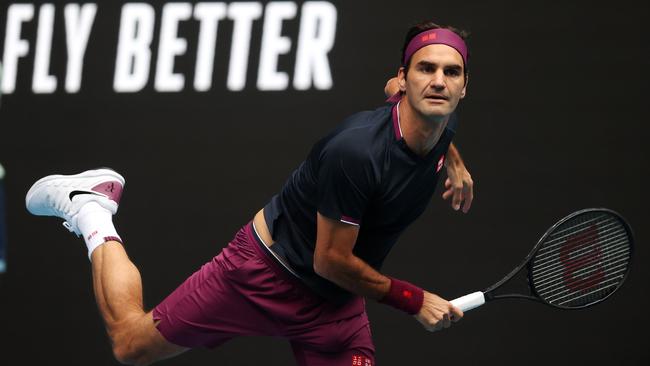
[445,158,459,168]
[445,151,462,167]
[378,277,424,315]
[446,144,462,163]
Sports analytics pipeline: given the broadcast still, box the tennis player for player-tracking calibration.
[26,20,472,366]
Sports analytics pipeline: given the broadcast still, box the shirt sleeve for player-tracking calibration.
[316,138,377,226]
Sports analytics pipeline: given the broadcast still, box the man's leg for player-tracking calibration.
[25,169,187,365]
[90,241,188,365]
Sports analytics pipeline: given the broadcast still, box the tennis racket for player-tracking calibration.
[450,208,633,312]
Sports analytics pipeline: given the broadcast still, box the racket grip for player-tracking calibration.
[450,291,485,312]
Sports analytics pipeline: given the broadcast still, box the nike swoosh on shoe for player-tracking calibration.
[68,190,106,201]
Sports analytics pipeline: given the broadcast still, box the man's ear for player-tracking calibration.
[460,73,469,99]
[397,67,407,92]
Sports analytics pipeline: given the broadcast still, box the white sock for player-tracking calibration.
[76,202,122,260]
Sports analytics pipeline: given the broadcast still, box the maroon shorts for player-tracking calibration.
[152,222,375,366]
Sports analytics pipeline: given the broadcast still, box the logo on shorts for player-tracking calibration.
[352,355,372,366]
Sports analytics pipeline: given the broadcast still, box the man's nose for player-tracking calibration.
[430,70,445,90]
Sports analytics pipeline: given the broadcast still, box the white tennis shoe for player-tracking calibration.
[25,168,125,236]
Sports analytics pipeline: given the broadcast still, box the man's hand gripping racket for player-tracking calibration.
[451,208,633,313]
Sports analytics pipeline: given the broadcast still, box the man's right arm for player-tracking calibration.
[313,212,390,299]
[313,212,463,332]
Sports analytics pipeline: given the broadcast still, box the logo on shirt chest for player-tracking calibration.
[435,155,445,173]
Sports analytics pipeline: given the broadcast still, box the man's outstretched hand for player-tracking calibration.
[443,144,473,213]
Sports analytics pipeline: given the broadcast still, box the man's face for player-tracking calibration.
[398,44,467,121]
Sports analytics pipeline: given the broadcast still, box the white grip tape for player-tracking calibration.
[450,291,485,312]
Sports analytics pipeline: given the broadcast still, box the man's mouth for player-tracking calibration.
[425,94,448,101]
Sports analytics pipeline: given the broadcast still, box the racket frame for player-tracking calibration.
[481,208,634,309]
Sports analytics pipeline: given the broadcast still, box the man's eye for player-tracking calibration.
[445,69,461,76]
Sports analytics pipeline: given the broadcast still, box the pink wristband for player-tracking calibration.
[378,277,424,315]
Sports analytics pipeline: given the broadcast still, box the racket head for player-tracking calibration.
[528,208,633,309]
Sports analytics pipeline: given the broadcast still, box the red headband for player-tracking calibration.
[403,28,468,66]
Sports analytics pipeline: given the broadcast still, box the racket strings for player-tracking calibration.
[535,219,623,259]
[535,249,629,301]
[537,260,629,301]
[529,212,631,308]
[554,281,621,306]
[534,246,629,292]
[536,216,604,242]
[532,230,628,279]
[532,220,628,282]
[545,270,627,305]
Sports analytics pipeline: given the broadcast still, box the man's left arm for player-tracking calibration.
[384,77,474,213]
[443,143,473,213]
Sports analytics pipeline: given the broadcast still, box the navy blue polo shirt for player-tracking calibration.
[263,103,457,303]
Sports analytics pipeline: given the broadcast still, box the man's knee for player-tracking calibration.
[111,329,155,366]
[109,313,185,366]
[112,342,144,365]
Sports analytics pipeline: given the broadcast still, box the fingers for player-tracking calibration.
[461,182,474,213]
[425,321,441,332]
[442,314,452,329]
[422,317,445,332]
[443,177,474,213]
[439,303,462,328]
[417,307,461,332]
[442,179,452,199]
[449,305,464,323]
[415,292,464,332]
[441,175,464,210]
[424,315,452,332]
[452,184,463,211]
